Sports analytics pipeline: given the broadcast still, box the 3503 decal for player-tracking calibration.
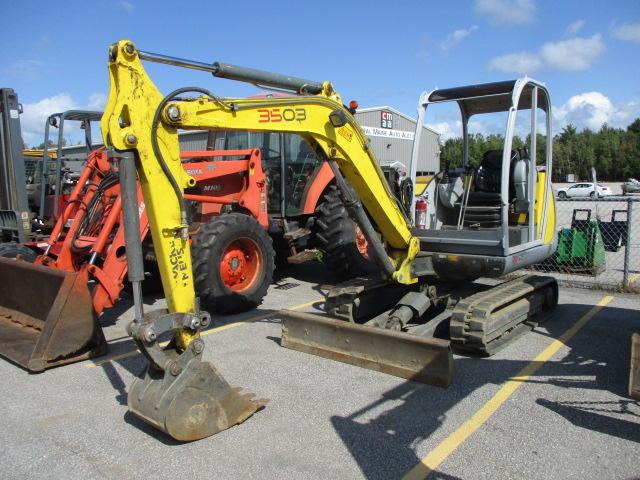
[257,108,306,123]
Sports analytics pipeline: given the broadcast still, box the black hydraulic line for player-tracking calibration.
[71,173,118,252]
[151,86,232,241]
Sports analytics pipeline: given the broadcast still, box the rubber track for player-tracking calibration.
[450,275,558,356]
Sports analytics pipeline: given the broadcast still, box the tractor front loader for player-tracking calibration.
[0,143,272,372]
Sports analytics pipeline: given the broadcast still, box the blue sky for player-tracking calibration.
[1,0,639,145]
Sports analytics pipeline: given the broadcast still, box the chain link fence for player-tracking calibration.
[526,196,640,292]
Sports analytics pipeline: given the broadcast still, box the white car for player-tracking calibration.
[556,183,613,199]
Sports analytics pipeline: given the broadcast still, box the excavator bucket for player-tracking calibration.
[0,258,106,371]
[280,311,453,387]
[129,359,267,442]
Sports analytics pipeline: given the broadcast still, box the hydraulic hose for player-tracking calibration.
[151,87,232,240]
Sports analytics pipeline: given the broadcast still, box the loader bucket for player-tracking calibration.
[280,311,453,387]
[129,359,267,442]
[0,257,106,371]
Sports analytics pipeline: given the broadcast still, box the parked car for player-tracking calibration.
[556,183,613,199]
[622,178,640,195]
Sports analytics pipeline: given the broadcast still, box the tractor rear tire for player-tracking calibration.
[315,185,375,280]
[0,243,37,262]
[192,213,275,314]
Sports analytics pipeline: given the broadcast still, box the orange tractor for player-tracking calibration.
[0,145,276,370]
[1,96,417,372]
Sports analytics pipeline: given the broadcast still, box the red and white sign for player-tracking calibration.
[381,111,393,129]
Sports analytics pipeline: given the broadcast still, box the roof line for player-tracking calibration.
[356,106,441,136]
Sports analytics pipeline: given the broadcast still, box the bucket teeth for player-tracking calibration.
[128,360,267,442]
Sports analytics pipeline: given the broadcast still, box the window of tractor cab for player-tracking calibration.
[283,134,323,216]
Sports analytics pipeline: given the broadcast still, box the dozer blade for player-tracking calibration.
[0,257,106,372]
[129,359,267,442]
[280,311,453,387]
[630,333,640,400]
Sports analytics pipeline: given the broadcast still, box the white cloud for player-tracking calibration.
[541,35,605,70]
[21,94,77,146]
[566,19,585,36]
[426,121,463,140]
[612,23,640,43]
[440,26,479,51]
[487,34,605,74]
[88,93,107,110]
[487,52,543,74]
[120,1,133,13]
[36,37,51,48]
[554,92,639,131]
[20,93,109,146]
[474,0,536,26]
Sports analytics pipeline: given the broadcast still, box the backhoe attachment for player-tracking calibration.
[114,145,265,441]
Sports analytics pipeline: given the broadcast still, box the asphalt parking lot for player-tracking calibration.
[1,262,639,480]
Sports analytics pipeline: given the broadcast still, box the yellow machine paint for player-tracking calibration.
[102,42,198,348]
[102,41,266,441]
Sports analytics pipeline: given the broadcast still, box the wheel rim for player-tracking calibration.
[219,237,263,292]
[354,225,370,260]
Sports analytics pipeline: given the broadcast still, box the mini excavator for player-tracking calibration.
[101,40,557,440]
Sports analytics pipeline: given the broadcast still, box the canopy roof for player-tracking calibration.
[427,79,549,117]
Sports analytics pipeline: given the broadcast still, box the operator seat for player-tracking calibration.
[461,149,518,228]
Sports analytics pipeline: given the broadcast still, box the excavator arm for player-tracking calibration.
[102,41,420,288]
[102,41,267,442]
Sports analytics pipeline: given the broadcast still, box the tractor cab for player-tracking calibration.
[412,78,556,279]
[207,130,327,218]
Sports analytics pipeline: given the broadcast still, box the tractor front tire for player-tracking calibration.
[193,213,275,314]
[315,185,375,280]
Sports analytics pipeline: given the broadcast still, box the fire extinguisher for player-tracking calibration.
[415,197,427,229]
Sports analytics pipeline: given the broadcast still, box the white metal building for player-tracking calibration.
[354,106,441,175]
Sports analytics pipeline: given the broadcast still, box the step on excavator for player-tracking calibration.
[97,40,558,440]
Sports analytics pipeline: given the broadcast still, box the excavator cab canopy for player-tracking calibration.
[426,79,549,115]
[410,78,556,280]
